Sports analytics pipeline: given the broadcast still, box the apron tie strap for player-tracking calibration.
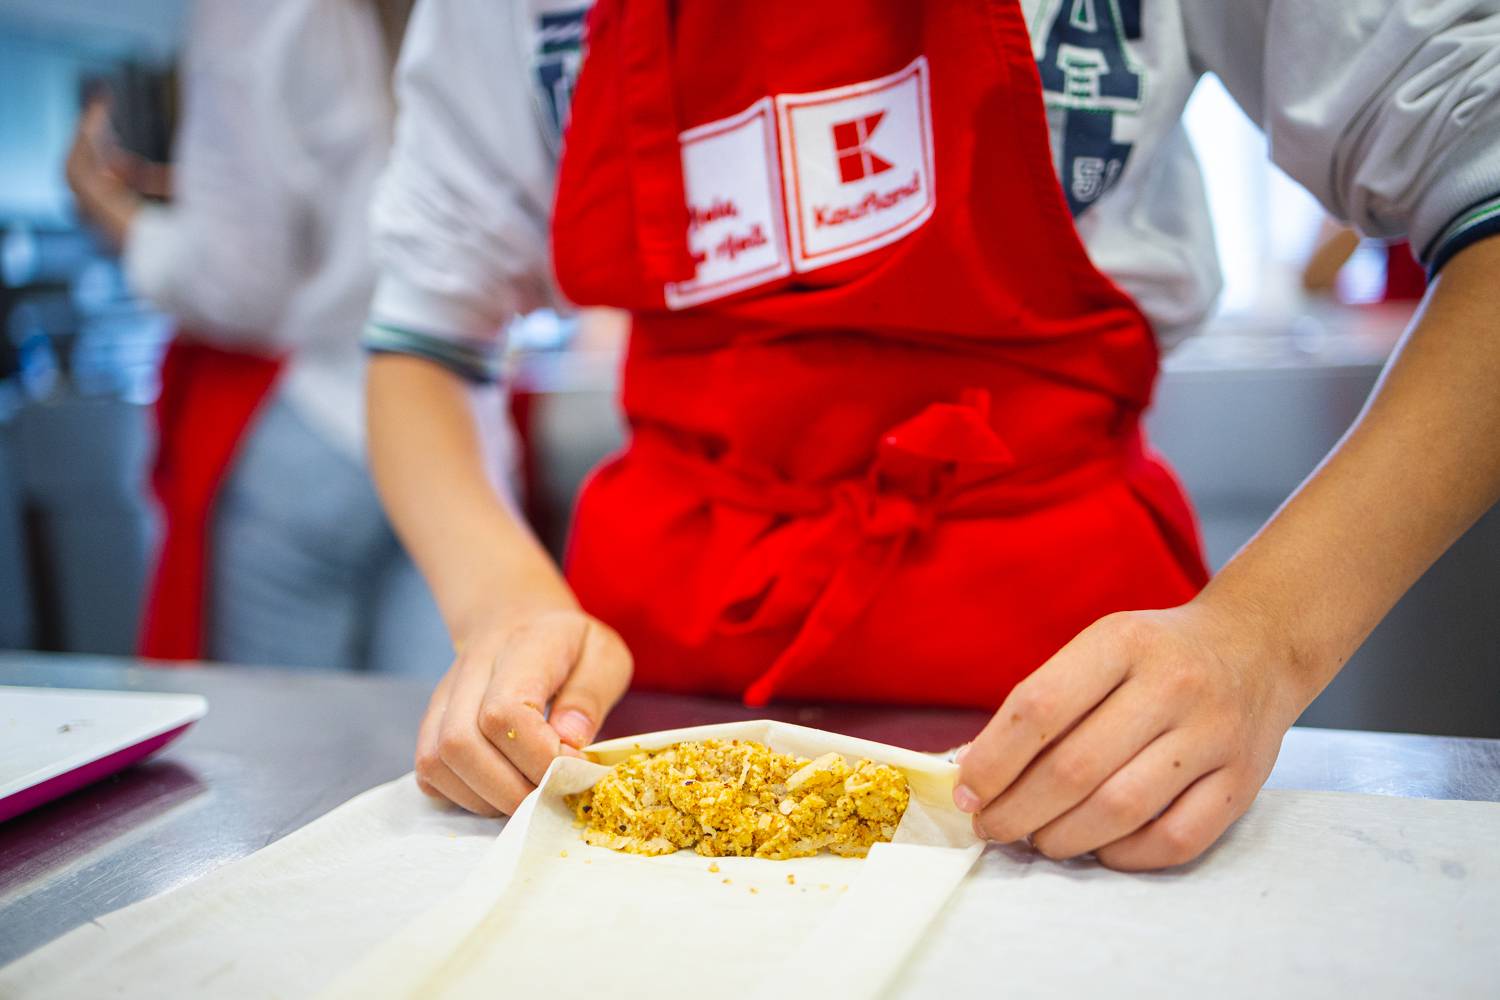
[619,0,697,282]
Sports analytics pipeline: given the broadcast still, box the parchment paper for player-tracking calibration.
[893,788,1500,998]
[318,720,984,1000]
[5,725,1498,1000]
[0,774,500,1000]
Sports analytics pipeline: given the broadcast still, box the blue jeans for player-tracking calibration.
[207,396,452,677]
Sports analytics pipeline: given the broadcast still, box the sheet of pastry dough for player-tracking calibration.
[319,720,983,1000]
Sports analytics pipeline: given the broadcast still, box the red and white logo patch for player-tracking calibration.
[662,58,935,309]
[665,98,792,311]
[776,57,935,272]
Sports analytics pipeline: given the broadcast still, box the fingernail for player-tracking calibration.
[954,743,971,764]
[953,784,981,813]
[553,710,594,747]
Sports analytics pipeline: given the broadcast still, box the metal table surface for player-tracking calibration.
[3,651,1499,969]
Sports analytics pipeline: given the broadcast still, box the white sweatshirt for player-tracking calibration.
[366,0,1500,374]
[125,0,393,457]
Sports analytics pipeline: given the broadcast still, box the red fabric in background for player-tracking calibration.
[1383,242,1428,303]
[508,388,549,540]
[552,0,1208,709]
[138,338,281,662]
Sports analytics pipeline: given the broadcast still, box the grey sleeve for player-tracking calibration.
[365,0,561,381]
[1184,0,1500,273]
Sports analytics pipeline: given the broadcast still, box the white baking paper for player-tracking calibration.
[4,727,1498,1000]
[319,720,984,1000]
[0,775,500,1000]
[892,788,1500,998]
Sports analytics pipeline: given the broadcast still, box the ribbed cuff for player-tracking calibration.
[370,272,508,343]
[362,321,503,383]
[1422,192,1500,278]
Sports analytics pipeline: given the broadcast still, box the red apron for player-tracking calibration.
[553,0,1208,708]
[138,338,281,661]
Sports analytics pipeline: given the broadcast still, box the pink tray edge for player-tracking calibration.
[0,722,196,825]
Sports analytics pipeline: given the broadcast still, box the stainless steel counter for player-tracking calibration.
[2,651,1498,968]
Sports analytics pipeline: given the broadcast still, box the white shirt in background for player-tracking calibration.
[125,0,395,459]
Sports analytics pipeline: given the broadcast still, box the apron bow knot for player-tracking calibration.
[733,390,1023,704]
[837,483,934,540]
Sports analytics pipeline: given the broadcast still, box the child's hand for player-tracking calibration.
[64,96,140,248]
[954,598,1304,870]
[413,608,632,816]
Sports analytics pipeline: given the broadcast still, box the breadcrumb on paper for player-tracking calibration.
[567,739,910,860]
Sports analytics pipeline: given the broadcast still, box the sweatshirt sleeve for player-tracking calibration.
[1183,0,1500,274]
[364,0,564,382]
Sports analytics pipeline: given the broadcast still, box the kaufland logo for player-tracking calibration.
[778,56,934,269]
[832,113,893,184]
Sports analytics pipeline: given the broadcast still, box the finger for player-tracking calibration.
[956,616,1134,811]
[971,677,1174,844]
[419,761,503,817]
[82,100,115,149]
[413,669,452,785]
[550,620,631,749]
[478,619,588,783]
[1029,728,1223,860]
[1094,767,1250,871]
[138,161,173,199]
[107,149,148,189]
[438,650,537,813]
[415,673,502,816]
[82,99,109,130]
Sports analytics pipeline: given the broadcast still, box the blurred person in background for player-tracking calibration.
[62,0,496,676]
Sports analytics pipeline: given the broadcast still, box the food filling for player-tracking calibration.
[569,739,910,860]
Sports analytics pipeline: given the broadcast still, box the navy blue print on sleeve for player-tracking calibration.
[1034,0,1144,217]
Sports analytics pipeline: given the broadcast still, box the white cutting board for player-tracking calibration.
[0,685,207,822]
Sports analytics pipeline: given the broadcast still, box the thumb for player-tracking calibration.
[82,99,113,142]
[550,620,632,748]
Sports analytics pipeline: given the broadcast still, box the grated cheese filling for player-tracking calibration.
[569,740,911,860]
